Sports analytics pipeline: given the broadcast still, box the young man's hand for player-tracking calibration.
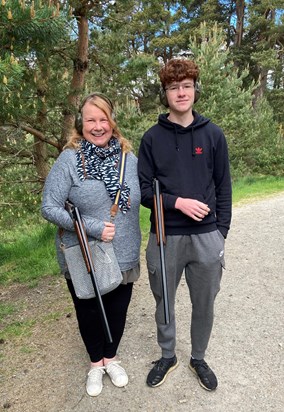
[175,198,210,221]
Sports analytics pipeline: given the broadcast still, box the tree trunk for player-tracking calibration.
[34,138,49,183]
[60,9,89,148]
[252,7,274,107]
[253,68,268,108]
[34,62,50,182]
[235,0,245,47]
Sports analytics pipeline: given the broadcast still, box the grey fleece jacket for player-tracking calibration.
[41,149,141,277]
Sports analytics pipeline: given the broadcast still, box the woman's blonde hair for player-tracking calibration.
[64,94,132,153]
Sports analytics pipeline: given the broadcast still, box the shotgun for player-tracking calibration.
[153,179,170,324]
[65,201,113,343]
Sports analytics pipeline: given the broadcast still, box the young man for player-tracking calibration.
[138,59,232,391]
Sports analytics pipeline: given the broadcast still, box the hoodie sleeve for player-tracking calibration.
[138,131,179,211]
[213,133,232,238]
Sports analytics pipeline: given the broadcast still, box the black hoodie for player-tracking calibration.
[138,111,232,238]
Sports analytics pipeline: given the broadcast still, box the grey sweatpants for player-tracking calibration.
[146,230,225,360]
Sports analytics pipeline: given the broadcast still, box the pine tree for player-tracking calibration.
[190,23,284,177]
[0,0,69,221]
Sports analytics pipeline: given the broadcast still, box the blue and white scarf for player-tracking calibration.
[76,138,130,214]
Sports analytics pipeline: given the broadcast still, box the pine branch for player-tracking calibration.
[7,123,61,150]
[0,145,31,157]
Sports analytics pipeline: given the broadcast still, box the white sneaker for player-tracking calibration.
[86,366,105,396]
[105,361,128,387]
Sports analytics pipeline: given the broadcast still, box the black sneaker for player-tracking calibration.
[189,358,218,391]
[146,356,178,387]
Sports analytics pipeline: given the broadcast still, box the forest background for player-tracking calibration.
[0,0,284,240]
[1,4,284,410]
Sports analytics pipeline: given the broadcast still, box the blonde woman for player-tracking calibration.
[42,93,141,397]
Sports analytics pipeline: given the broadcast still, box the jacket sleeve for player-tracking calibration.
[41,151,104,239]
[41,153,75,231]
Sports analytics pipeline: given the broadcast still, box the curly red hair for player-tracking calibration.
[159,59,199,89]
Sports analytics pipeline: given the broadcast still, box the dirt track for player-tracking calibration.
[1,193,284,412]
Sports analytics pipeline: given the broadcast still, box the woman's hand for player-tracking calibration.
[101,221,116,242]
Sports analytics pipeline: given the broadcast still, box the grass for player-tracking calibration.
[140,205,151,246]
[232,175,284,205]
[0,302,16,322]
[0,222,59,286]
[0,306,69,343]
[0,319,36,341]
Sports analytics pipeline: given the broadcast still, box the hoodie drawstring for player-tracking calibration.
[175,125,196,156]
[191,128,196,156]
[174,125,179,151]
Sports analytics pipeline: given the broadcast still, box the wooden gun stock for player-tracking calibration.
[74,221,91,273]
[153,179,170,325]
[65,201,113,343]
[154,193,166,246]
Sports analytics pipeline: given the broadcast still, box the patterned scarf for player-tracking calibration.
[76,138,130,214]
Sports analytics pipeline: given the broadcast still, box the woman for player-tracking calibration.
[41,93,141,397]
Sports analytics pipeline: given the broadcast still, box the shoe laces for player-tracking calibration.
[88,366,105,381]
[106,361,125,377]
[192,359,209,372]
[152,358,171,371]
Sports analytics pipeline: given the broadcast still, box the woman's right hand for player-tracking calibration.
[101,221,116,242]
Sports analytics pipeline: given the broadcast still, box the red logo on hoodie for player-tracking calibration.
[195,147,203,155]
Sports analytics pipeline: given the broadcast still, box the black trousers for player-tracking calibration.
[66,278,133,362]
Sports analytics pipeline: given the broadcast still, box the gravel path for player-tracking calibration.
[1,193,284,412]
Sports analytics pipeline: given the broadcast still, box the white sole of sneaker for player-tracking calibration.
[109,377,129,388]
[86,387,103,397]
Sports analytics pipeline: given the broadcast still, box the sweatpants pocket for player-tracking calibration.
[216,230,226,269]
[147,262,163,300]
